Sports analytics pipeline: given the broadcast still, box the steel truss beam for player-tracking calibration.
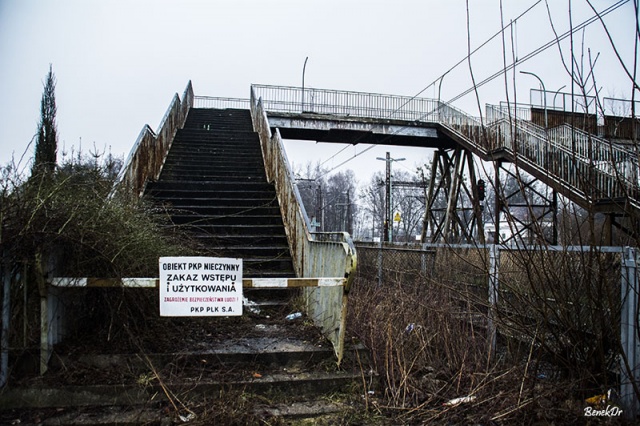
[494,162,558,245]
[422,147,485,243]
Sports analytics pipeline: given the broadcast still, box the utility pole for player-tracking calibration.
[316,183,323,232]
[346,189,352,236]
[295,177,322,232]
[385,154,391,242]
[377,152,405,243]
[336,189,353,236]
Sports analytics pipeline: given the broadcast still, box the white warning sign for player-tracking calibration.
[159,256,243,316]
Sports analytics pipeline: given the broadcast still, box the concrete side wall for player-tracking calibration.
[250,88,357,363]
[112,81,194,198]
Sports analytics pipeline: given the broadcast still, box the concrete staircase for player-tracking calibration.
[0,108,369,425]
[146,108,296,278]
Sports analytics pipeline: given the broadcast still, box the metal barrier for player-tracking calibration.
[112,81,194,198]
[194,96,250,110]
[531,88,597,115]
[498,102,533,121]
[250,87,357,364]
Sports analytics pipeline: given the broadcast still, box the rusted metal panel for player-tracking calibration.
[112,81,194,199]
[531,107,597,133]
[604,115,640,141]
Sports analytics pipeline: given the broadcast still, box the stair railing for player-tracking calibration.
[484,104,639,201]
[111,81,194,199]
[250,87,357,363]
[193,96,250,109]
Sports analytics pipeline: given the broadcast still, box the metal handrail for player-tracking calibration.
[252,84,441,122]
[194,96,250,109]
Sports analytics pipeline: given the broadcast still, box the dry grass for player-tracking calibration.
[347,245,629,425]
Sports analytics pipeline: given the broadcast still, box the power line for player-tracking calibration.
[388,0,543,117]
[316,145,377,180]
[446,0,629,105]
[318,144,351,168]
[311,0,628,178]
[312,2,543,178]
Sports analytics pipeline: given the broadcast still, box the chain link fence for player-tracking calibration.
[350,242,636,415]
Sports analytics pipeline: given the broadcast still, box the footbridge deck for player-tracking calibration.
[252,84,639,215]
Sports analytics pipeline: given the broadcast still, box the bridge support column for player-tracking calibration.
[494,161,502,244]
[423,147,484,243]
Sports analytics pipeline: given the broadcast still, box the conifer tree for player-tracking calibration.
[32,64,58,175]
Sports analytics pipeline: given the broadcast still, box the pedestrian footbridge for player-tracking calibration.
[251,84,639,216]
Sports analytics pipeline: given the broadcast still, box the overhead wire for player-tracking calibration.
[391,0,543,111]
[318,144,351,168]
[445,0,629,105]
[312,0,627,178]
[313,1,544,179]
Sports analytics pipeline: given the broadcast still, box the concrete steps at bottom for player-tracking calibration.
[6,399,356,426]
[0,313,374,425]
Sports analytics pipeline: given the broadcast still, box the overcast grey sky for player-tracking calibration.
[0,0,637,183]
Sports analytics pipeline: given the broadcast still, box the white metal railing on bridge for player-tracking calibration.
[252,84,490,146]
[250,84,639,207]
[498,102,532,121]
[194,96,250,110]
[252,84,442,122]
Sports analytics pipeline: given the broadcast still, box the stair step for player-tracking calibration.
[193,235,289,245]
[2,398,356,425]
[0,372,359,410]
[168,224,290,237]
[161,159,264,169]
[154,197,276,207]
[162,155,263,164]
[158,173,266,182]
[147,190,277,201]
[52,342,336,374]
[168,214,284,226]
[244,270,296,278]
[146,181,274,192]
[167,144,261,153]
[175,129,258,138]
[202,246,290,257]
[161,206,281,216]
